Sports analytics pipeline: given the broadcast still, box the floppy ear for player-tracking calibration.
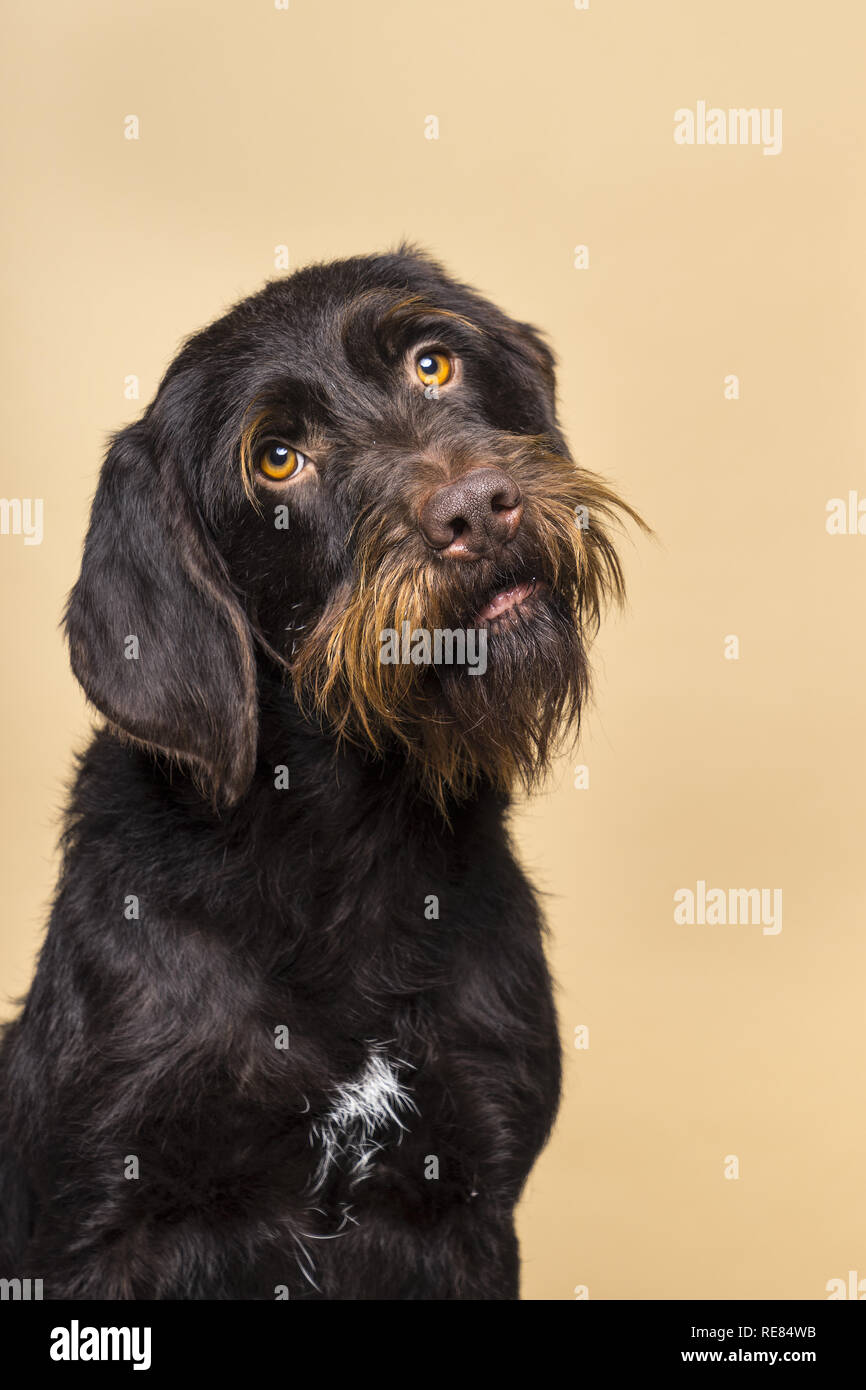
[65,421,258,806]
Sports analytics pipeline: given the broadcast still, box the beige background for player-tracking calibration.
[2,0,864,1300]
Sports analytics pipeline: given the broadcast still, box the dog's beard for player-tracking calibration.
[291,445,635,809]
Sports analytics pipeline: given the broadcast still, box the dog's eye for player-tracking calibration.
[415,351,453,388]
[258,444,306,481]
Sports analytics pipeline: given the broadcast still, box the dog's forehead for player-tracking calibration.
[163,251,555,461]
[239,255,484,369]
[184,252,504,442]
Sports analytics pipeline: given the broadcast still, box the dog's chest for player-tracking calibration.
[309,1047,416,1188]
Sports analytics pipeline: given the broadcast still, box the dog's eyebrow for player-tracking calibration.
[341,289,486,353]
[378,294,485,337]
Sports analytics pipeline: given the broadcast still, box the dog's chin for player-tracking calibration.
[414,582,588,804]
[290,559,594,809]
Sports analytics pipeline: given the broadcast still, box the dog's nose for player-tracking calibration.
[418,468,523,558]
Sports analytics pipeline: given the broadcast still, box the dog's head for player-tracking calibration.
[66,248,640,809]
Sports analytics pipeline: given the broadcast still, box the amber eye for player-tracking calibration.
[415,351,453,388]
[258,443,306,481]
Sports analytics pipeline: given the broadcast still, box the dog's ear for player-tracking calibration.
[65,421,257,806]
[510,319,559,420]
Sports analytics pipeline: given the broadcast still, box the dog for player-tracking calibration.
[0,247,639,1299]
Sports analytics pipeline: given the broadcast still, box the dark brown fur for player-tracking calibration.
[0,248,641,1299]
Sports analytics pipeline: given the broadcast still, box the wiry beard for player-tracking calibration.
[291,442,640,811]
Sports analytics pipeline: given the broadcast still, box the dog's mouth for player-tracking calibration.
[475,576,545,626]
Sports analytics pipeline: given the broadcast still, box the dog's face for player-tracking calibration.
[66,249,636,808]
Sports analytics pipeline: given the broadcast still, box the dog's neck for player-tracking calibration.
[252,659,507,842]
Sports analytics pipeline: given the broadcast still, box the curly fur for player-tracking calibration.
[0,246,639,1299]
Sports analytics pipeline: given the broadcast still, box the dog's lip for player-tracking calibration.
[476,578,540,622]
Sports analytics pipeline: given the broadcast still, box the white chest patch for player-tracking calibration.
[310,1047,416,1190]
